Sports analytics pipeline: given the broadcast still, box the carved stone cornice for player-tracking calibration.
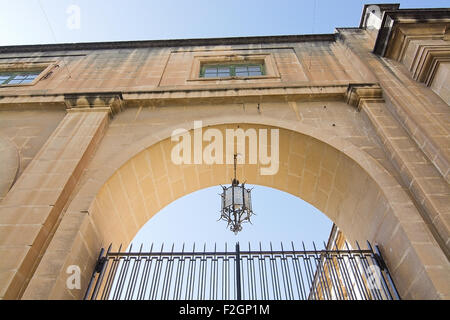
[0,34,336,54]
[409,43,450,86]
[64,93,123,116]
[345,83,384,110]
[373,8,450,57]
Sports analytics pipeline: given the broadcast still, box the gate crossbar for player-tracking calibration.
[84,242,400,300]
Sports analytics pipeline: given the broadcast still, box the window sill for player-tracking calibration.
[0,83,36,88]
[187,75,280,82]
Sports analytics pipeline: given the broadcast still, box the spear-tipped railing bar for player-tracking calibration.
[85,241,400,300]
[369,242,401,300]
[322,240,345,300]
[83,246,106,300]
[332,239,355,300]
[235,242,242,300]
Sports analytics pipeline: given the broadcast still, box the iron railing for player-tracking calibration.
[84,241,400,300]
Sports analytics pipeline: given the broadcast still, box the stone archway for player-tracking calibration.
[22,121,448,300]
[89,123,387,247]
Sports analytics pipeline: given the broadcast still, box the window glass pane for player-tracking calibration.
[0,71,42,84]
[248,66,261,72]
[235,66,247,73]
[0,77,10,84]
[201,63,264,78]
[203,73,217,78]
[204,68,217,74]
[8,79,23,84]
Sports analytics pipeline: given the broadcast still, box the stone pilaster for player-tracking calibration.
[347,84,450,258]
[0,95,118,299]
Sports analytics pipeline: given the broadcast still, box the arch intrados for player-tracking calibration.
[85,121,402,247]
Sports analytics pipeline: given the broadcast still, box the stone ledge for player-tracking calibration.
[0,83,357,110]
[345,83,384,110]
[0,34,337,54]
[64,93,123,116]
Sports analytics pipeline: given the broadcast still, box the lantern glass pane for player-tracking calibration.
[224,187,232,207]
[224,186,249,207]
[244,189,252,210]
[233,186,243,205]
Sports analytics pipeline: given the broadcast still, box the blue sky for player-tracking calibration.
[1,0,447,248]
[0,0,448,46]
[132,185,333,251]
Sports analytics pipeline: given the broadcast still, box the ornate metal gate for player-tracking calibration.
[84,241,400,300]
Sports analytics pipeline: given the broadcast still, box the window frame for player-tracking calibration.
[187,53,281,82]
[199,63,265,78]
[0,61,57,87]
[0,70,43,85]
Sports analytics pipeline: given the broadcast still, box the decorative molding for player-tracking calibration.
[123,84,350,107]
[373,8,450,57]
[1,82,387,112]
[346,83,384,110]
[64,93,123,116]
[409,43,450,86]
[0,34,336,54]
[370,8,450,87]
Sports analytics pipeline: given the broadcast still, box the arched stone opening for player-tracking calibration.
[23,122,447,300]
[90,124,387,247]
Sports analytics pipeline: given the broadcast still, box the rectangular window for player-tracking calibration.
[200,63,264,78]
[0,70,42,85]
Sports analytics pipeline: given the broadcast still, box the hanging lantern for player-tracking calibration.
[219,154,255,234]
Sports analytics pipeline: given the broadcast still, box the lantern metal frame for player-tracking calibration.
[219,154,255,234]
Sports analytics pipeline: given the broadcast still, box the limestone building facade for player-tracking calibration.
[0,4,449,299]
